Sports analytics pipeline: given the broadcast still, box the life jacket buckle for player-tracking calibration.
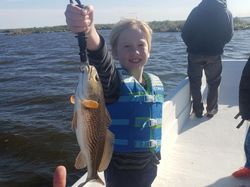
[149,119,158,127]
[145,95,155,102]
[149,140,158,147]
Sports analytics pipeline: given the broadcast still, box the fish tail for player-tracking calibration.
[94,176,105,186]
[78,176,105,187]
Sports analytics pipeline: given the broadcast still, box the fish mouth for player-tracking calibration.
[79,65,95,81]
[79,64,89,72]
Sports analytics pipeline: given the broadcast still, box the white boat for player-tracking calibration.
[72,59,250,187]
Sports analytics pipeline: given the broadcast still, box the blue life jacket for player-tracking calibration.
[107,68,164,153]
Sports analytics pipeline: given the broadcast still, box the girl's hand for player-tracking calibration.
[65,4,94,34]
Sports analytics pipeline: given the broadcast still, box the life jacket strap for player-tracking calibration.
[134,139,161,148]
[118,95,163,103]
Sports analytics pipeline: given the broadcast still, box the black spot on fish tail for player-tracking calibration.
[78,175,105,186]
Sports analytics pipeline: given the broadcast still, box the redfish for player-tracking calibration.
[70,65,114,186]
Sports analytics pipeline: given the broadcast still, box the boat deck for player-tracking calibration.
[153,61,250,187]
[154,105,250,187]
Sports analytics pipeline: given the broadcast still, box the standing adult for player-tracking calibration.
[232,57,250,178]
[181,0,234,118]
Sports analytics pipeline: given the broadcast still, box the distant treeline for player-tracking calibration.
[1,17,250,36]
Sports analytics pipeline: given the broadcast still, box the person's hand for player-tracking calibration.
[65,4,94,34]
[53,165,67,187]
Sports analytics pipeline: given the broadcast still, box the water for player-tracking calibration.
[0,30,249,187]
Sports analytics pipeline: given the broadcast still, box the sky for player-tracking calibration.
[0,0,250,29]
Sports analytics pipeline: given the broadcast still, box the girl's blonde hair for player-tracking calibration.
[109,18,152,54]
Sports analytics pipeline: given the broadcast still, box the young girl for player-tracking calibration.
[65,4,164,187]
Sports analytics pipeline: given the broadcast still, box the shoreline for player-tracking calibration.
[1,17,250,36]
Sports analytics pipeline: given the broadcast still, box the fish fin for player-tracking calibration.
[98,130,114,172]
[79,177,105,187]
[82,99,99,109]
[75,151,87,169]
[101,104,112,126]
[70,95,75,104]
[71,112,77,129]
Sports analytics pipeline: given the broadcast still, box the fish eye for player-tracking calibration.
[95,75,99,82]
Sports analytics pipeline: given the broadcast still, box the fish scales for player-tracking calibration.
[84,108,105,170]
[71,65,114,186]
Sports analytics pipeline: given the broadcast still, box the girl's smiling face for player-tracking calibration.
[115,26,150,75]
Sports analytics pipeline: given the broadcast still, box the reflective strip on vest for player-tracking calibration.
[111,119,130,126]
[115,139,129,146]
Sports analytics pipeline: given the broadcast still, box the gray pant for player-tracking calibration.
[187,54,222,113]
